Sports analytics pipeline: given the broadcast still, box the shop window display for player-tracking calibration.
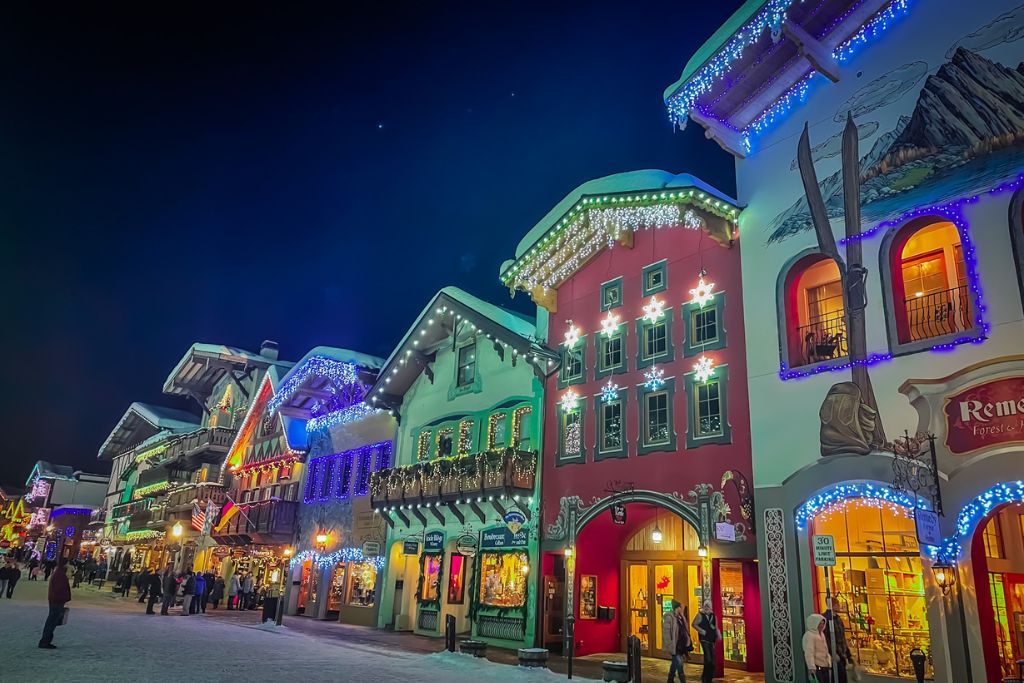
[811,498,930,679]
[478,551,528,608]
[448,554,466,604]
[347,561,377,607]
[327,562,347,613]
[718,562,746,665]
[420,554,442,602]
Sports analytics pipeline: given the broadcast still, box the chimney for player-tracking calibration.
[260,340,280,361]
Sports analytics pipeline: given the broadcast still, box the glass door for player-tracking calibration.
[327,562,346,618]
[296,559,312,614]
[626,563,650,652]
[719,561,747,666]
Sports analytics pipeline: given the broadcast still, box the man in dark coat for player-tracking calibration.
[119,570,133,597]
[136,568,151,602]
[6,562,21,598]
[160,566,178,615]
[145,569,162,615]
[39,561,71,649]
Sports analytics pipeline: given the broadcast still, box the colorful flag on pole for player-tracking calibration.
[202,503,218,535]
[191,502,205,532]
[213,499,239,533]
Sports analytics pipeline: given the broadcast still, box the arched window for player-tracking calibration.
[887,218,972,345]
[781,253,847,368]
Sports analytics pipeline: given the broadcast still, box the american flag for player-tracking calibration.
[191,502,205,532]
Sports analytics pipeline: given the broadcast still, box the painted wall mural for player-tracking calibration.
[767,5,1024,244]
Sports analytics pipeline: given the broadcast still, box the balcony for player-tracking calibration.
[796,311,848,366]
[162,426,236,465]
[166,483,226,513]
[903,285,972,342]
[111,498,153,520]
[211,498,298,546]
[370,450,536,510]
[127,510,153,532]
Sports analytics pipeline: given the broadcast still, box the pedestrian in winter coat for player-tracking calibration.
[200,571,214,612]
[692,600,721,683]
[0,562,12,597]
[240,573,254,610]
[136,568,151,601]
[823,609,851,683]
[7,563,22,598]
[803,613,833,683]
[160,567,178,615]
[192,573,206,614]
[227,574,240,610]
[120,570,134,597]
[180,572,196,615]
[39,561,71,649]
[662,600,692,683]
[146,570,163,615]
[210,576,225,609]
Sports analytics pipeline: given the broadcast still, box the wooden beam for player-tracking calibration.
[469,502,487,525]
[493,340,505,363]
[395,509,411,528]
[412,508,428,527]
[782,21,840,83]
[513,498,531,519]
[529,286,557,314]
[689,109,748,159]
[429,506,446,525]
[490,499,508,519]
[379,511,395,529]
[445,503,465,525]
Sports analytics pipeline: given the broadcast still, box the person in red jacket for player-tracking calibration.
[39,560,71,649]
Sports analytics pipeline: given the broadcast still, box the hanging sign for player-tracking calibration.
[423,531,445,553]
[715,522,736,542]
[503,510,526,535]
[812,535,836,567]
[914,509,941,548]
[402,540,420,555]
[455,534,478,558]
[610,503,627,526]
[480,527,529,550]
[361,541,381,558]
[943,376,1024,455]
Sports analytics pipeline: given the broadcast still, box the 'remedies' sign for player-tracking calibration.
[943,376,1024,455]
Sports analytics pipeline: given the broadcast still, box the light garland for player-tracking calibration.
[565,420,582,456]
[683,208,705,230]
[600,380,621,403]
[417,431,432,462]
[134,443,170,464]
[268,356,360,416]
[600,311,621,338]
[560,389,580,413]
[935,480,1024,561]
[134,480,170,498]
[794,483,922,530]
[511,406,532,448]
[487,412,508,450]
[49,508,92,519]
[125,529,164,542]
[458,420,474,456]
[563,322,581,348]
[290,546,386,571]
[307,403,382,434]
[693,355,716,383]
[25,478,51,503]
[642,296,666,323]
[689,275,715,308]
[436,427,453,456]
[644,366,666,391]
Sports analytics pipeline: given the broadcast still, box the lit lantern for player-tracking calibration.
[932,561,955,595]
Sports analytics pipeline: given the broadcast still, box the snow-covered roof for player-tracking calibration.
[162,342,293,399]
[97,402,200,461]
[269,346,383,421]
[290,346,384,371]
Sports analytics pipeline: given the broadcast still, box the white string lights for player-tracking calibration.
[642,296,666,323]
[559,389,580,412]
[693,355,716,383]
[689,273,716,308]
[563,321,581,348]
[600,311,621,338]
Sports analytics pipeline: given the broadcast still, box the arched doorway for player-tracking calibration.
[972,501,1024,681]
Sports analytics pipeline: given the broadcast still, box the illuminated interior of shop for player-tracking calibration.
[718,561,746,664]
[974,502,1024,680]
[327,562,346,613]
[478,551,528,607]
[420,554,441,602]
[811,497,930,679]
[347,560,377,607]
[448,554,466,604]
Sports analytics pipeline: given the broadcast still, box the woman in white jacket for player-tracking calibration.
[802,613,832,683]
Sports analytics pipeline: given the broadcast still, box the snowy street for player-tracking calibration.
[0,580,584,683]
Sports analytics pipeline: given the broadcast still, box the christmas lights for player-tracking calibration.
[134,480,170,498]
[125,530,164,542]
[307,403,381,434]
[511,406,532,448]
[642,296,666,323]
[565,421,582,456]
[563,322,581,348]
[936,480,1024,561]
[794,483,922,530]
[134,443,170,464]
[290,546,386,571]
[600,311,621,338]
[417,431,432,461]
[560,390,580,412]
[600,380,621,403]
[458,419,474,455]
[689,275,715,308]
[25,478,51,503]
[267,356,361,416]
[644,366,666,391]
[693,355,716,383]
[303,442,392,504]
[487,412,508,450]
[49,508,92,519]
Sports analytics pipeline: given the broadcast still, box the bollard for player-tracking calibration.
[627,635,642,683]
[909,648,927,683]
[566,615,576,680]
[445,614,456,653]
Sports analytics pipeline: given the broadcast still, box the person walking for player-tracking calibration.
[28,557,39,580]
[0,561,11,597]
[180,571,196,615]
[803,613,833,683]
[192,572,207,614]
[823,608,851,683]
[145,569,163,615]
[120,570,134,597]
[160,567,178,616]
[7,562,22,598]
[38,560,71,649]
[227,572,239,610]
[136,568,151,602]
[210,575,225,610]
[692,600,721,683]
[240,572,254,610]
[662,600,693,683]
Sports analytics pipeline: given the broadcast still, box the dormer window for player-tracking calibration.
[456,341,477,387]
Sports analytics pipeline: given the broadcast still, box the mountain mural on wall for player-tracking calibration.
[767,47,1024,243]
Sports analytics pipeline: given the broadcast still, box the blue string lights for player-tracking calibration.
[267,356,360,415]
[794,482,924,530]
[304,441,393,504]
[307,403,381,435]
[290,546,386,571]
[935,481,1024,561]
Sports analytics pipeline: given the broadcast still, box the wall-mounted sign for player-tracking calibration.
[812,535,836,567]
[610,503,627,526]
[944,376,1024,455]
[455,534,478,558]
[503,510,526,535]
[480,527,529,550]
[715,522,736,542]
[914,509,941,548]
[424,531,445,553]
[402,540,420,555]
[361,541,381,558]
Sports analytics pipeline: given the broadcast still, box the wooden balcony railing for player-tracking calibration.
[370,449,537,509]
[211,498,298,543]
[796,311,848,366]
[166,483,226,512]
[904,285,972,342]
[162,426,236,465]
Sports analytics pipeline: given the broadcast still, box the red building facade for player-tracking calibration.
[501,171,761,672]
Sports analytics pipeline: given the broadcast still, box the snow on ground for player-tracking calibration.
[0,580,593,683]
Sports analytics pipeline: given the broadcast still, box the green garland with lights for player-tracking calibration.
[415,551,445,615]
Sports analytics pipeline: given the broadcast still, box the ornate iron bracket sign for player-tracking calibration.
[888,431,944,515]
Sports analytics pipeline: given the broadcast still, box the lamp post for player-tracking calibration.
[275,546,292,626]
[171,522,183,572]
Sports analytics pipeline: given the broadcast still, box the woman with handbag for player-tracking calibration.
[662,601,693,683]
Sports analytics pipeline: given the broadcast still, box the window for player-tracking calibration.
[645,320,667,357]
[318,460,333,500]
[603,335,622,367]
[643,260,668,296]
[419,554,442,602]
[456,342,476,387]
[886,219,974,347]
[353,447,373,496]
[983,515,1005,559]
[557,399,586,465]
[691,307,717,346]
[512,406,532,450]
[600,401,622,451]
[636,378,676,454]
[685,365,731,447]
[601,277,623,311]
[447,554,466,604]
[644,392,670,445]
[596,326,627,379]
[559,338,586,388]
[694,381,722,437]
[637,309,674,368]
[782,254,846,368]
[336,453,354,498]
[346,561,377,608]
[811,498,930,679]
[682,294,727,358]
[478,551,529,607]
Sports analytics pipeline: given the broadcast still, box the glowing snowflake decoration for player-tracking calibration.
[562,322,581,348]
[693,355,716,383]
[643,366,665,391]
[600,380,621,403]
[600,311,621,337]
[560,389,580,412]
[642,296,665,323]
[689,275,715,308]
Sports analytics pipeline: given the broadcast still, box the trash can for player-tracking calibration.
[262,596,278,623]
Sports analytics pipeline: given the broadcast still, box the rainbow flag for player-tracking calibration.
[213,499,239,533]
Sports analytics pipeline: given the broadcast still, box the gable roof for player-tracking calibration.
[269,346,383,420]
[97,402,200,460]
[223,366,305,471]
[162,342,292,400]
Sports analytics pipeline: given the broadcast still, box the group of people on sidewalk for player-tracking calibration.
[661,599,722,683]
[129,565,257,616]
[0,559,23,598]
[803,609,855,683]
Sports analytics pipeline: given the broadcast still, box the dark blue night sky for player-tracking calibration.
[0,2,738,485]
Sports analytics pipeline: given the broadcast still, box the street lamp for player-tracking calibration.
[932,560,955,595]
[172,522,183,538]
[697,543,708,558]
[315,531,329,551]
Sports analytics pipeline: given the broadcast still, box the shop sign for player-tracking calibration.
[915,509,941,548]
[455,534,478,557]
[361,541,381,558]
[480,527,529,550]
[943,376,1024,455]
[503,510,526,534]
[403,539,420,555]
[812,535,836,567]
[424,531,445,553]
[715,522,736,542]
[610,503,627,526]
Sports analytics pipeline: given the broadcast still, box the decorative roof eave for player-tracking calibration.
[501,189,741,310]
[268,353,380,419]
[222,371,304,474]
[97,402,200,461]
[162,343,290,400]
[664,0,910,157]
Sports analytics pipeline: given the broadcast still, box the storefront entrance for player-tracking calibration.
[622,558,700,657]
[973,501,1024,681]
